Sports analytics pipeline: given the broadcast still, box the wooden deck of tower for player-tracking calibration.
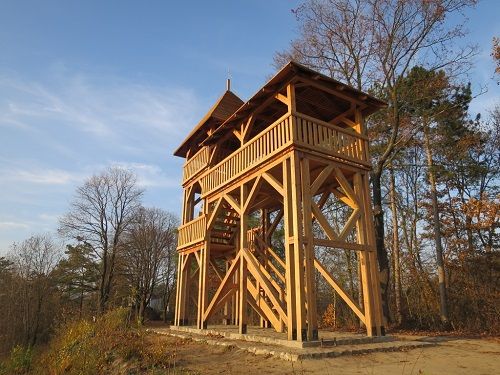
[173,61,386,342]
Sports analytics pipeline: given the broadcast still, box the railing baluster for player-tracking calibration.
[194,114,371,196]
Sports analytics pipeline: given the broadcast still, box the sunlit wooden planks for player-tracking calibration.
[177,214,206,250]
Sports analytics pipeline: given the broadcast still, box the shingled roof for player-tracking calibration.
[174,90,244,157]
[202,61,386,146]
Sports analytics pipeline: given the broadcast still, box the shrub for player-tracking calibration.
[1,345,33,374]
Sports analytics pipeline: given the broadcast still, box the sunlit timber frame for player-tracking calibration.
[173,61,386,341]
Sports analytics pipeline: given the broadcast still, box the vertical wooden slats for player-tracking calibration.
[200,114,293,194]
[177,214,206,249]
[183,146,210,182]
[294,113,367,165]
[197,113,368,197]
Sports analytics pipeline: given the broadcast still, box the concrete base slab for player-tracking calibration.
[169,325,393,348]
[150,326,436,362]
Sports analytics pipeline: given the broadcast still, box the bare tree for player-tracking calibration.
[124,207,178,324]
[8,234,61,346]
[493,37,500,78]
[59,167,143,313]
[276,0,477,320]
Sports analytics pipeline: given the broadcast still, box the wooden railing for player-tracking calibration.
[177,214,206,250]
[246,226,262,253]
[294,113,368,166]
[200,114,294,194]
[196,113,368,196]
[183,146,210,182]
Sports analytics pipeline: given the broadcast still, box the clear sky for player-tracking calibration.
[0,0,499,253]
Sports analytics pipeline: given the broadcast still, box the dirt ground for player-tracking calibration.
[158,334,500,375]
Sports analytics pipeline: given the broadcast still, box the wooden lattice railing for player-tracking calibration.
[294,113,369,166]
[197,113,368,196]
[183,146,210,182]
[177,214,206,249]
[200,114,294,194]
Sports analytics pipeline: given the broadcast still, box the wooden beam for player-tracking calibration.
[211,286,237,318]
[275,92,289,105]
[238,254,248,334]
[233,129,243,142]
[242,115,255,143]
[247,281,281,330]
[314,258,365,323]
[203,253,241,321]
[311,164,334,195]
[317,191,331,208]
[181,253,191,271]
[210,259,224,281]
[193,250,201,265]
[301,157,318,340]
[311,201,338,240]
[283,157,297,340]
[223,194,241,215]
[287,83,296,114]
[329,108,355,125]
[242,176,262,213]
[262,172,284,196]
[290,152,306,341]
[331,187,357,209]
[242,248,287,323]
[334,167,359,208]
[313,238,374,252]
[255,235,286,269]
[267,208,284,240]
[207,198,224,230]
[297,76,368,107]
[338,208,361,242]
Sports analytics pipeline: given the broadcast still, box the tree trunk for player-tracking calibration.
[389,168,403,325]
[423,124,450,327]
[98,249,109,314]
[372,170,391,322]
[138,298,146,325]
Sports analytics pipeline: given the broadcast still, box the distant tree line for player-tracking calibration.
[0,167,178,355]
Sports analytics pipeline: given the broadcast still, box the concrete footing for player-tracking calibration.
[149,325,436,362]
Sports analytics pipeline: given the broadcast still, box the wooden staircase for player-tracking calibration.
[209,204,240,250]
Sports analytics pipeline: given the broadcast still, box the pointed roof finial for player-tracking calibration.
[227,68,231,91]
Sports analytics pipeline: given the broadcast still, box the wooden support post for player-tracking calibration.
[360,172,385,335]
[174,253,182,325]
[283,157,297,340]
[259,209,266,328]
[176,253,191,326]
[232,266,239,326]
[196,247,205,329]
[290,152,307,341]
[239,253,248,334]
[223,260,231,325]
[239,183,249,334]
[300,157,318,340]
[353,172,374,336]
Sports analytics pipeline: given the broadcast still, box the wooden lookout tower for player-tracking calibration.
[173,62,386,342]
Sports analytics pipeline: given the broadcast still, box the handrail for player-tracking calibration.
[195,112,368,197]
[177,214,206,249]
[183,146,210,182]
[294,113,368,166]
[294,112,369,141]
[200,113,293,195]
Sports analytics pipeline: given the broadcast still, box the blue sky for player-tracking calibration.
[0,0,498,253]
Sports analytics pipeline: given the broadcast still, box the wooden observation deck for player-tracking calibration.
[173,61,386,341]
